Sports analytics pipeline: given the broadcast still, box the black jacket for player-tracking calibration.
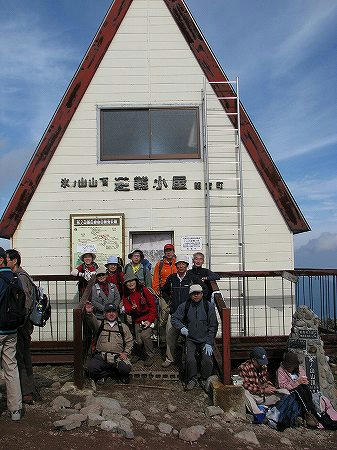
[161,272,205,314]
[171,299,218,345]
[187,266,220,301]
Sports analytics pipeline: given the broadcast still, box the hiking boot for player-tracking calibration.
[199,379,207,392]
[144,357,154,367]
[11,409,23,421]
[305,412,319,428]
[120,375,130,384]
[23,394,34,405]
[185,378,197,391]
[161,359,173,368]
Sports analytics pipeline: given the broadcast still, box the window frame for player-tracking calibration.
[98,105,201,162]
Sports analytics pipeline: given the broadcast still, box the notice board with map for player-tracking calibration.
[70,213,124,268]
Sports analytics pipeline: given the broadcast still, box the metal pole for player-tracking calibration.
[202,78,212,269]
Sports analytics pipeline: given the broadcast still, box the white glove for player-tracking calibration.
[70,269,79,277]
[84,271,93,281]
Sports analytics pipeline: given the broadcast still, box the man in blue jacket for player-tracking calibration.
[0,247,23,420]
[172,284,218,390]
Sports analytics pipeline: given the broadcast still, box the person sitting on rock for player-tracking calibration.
[122,274,157,367]
[91,265,121,320]
[171,284,218,390]
[85,302,133,384]
[238,347,289,416]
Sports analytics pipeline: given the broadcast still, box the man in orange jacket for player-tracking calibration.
[152,244,177,295]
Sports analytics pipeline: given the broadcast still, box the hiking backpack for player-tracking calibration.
[266,392,301,431]
[29,285,51,327]
[18,272,51,327]
[0,273,26,330]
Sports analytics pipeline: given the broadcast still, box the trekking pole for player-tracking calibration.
[184,336,188,390]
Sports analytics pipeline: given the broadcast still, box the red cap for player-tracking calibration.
[164,243,175,251]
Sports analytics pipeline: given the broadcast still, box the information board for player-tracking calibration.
[288,339,307,350]
[180,236,202,252]
[298,329,318,340]
[70,213,124,268]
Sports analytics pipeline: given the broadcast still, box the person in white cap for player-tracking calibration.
[71,252,98,298]
[171,284,218,390]
[160,255,203,368]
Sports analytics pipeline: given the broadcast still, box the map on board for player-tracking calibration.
[70,214,124,268]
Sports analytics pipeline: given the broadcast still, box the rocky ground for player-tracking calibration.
[0,365,337,449]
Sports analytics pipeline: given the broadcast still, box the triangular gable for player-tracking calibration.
[0,0,310,239]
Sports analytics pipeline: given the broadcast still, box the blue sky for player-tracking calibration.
[0,0,336,267]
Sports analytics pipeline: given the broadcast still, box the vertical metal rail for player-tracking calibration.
[281,277,285,335]
[65,281,68,341]
[56,281,59,341]
[202,78,212,269]
[333,275,337,332]
[264,277,268,336]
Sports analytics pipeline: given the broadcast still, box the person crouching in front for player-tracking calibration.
[85,302,133,384]
[122,274,157,367]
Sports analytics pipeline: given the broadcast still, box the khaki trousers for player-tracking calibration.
[165,315,180,362]
[244,388,289,414]
[0,333,22,412]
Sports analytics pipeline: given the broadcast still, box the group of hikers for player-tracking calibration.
[71,245,219,391]
[1,244,337,432]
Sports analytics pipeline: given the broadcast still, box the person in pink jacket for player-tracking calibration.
[277,351,309,391]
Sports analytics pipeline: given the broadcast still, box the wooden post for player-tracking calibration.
[222,307,231,385]
[73,307,84,389]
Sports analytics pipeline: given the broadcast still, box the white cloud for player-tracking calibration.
[276,134,337,162]
[295,232,337,268]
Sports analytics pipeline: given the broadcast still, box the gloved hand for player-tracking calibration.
[180,327,189,336]
[84,271,93,281]
[204,344,213,356]
[70,269,79,277]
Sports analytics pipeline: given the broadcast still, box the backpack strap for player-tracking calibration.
[92,319,105,352]
[158,260,164,285]
[117,319,126,349]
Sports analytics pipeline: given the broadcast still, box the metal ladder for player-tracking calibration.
[202,76,247,335]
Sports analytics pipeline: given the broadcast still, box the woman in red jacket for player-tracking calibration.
[123,274,157,367]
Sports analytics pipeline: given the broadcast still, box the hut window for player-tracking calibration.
[100,107,200,160]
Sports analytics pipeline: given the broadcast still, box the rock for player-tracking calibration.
[120,408,130,416]
[130,410,146,423]
[280,437,292,446]
[65,413,87,423]
[164,414,171,420]
[173,429,179,436]
[179,425,206,442]
[80,404,102,416]
[53,419,71,428]
[117,416,134,439]
[234,431,260,447]
[149,406,159,414]
[100,420,119,432]
[93,397,122,413]
[88,413,105,427]
[64,421,81,431]
[167,404,177,413]
[51,396,71,410]
[144,424,156,431]
[212,422,222,429]
[158,423,173,434]
[74,402,82,410]
[51,381,61,390]
[59,409,79,418]
[60,382,76,393]
[135,436,146,444]
[204,406,224,417]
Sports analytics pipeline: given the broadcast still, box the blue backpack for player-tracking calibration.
[267,392,301,431]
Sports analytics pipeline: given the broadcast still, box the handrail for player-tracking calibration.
[210,281,231,384]
[216,269,337,278]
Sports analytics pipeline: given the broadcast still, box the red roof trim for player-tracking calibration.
[163,0,309,234]
[0,0,309,238]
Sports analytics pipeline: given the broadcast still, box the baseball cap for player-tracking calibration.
[189,284,203,295]
[164,243,174,251]
[104,303,118,312]
[250,347,268,365]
